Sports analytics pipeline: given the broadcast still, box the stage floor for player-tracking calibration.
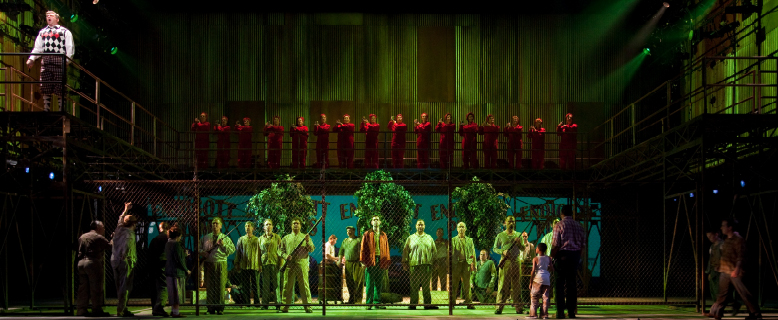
[2,305,773,319]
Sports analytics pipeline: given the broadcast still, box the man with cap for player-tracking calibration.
[111,202,139,317]
[339,226,364,304]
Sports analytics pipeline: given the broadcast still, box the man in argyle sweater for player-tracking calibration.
[26,11,74,112]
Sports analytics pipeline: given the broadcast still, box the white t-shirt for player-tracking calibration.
[534,255,551,285]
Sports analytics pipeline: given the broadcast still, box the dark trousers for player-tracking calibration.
[241,269,261,305]
[708,271,741,311]
[112,260,135,315]
[151,263,167,313]
[710,272,760,317]
[554,250,580,317]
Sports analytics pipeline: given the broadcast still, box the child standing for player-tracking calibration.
[528,243,554,319]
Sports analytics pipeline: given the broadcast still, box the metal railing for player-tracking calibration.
[0,52,180,160]
[590,56,778,160]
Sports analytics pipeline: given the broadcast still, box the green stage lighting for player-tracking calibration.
[643,48,651,55]
[110,47,118,55]
[688,29,694,40]
[70,14,78,22]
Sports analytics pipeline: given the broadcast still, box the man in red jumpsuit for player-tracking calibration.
[435,113,456,169]
[335,114,355,169]
[414,113,432,169]
[235,117,253,168]
[290,117,309,169]
[388,114,408,169]
[529,118,546,170]
[360,114,380,169]
[504,115,523,169]
[214,116,232,169]
[479,114,500,169]
[192,112,211,169]
[459,112,479,169]
[314,114,331,169]
[557,113,578,170]
[264,116,284,169]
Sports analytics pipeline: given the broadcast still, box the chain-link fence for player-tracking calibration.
[79,177,695,315]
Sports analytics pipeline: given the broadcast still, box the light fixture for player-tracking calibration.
[110,47,118,55]
[690,193,695,198]
[740,180,746,187]
[49,172,55,180]
[663,2,670,7]
[25,167,30,173]
[643,48,651,55]
[713,189,719,194]
[70,14,78,23]
[98,186,103,192]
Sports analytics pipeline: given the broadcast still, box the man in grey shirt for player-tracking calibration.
[76,221,112,317]
[111,202,139,317]
[199,217,235,315]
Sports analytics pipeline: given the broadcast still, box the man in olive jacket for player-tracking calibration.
[360,215,391,310]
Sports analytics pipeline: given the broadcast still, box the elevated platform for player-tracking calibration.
[590,113,778,183]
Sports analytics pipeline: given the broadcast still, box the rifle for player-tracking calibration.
[279,217,323,273]
[497,235,523,269]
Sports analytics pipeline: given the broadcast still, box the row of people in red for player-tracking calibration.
[191,112,578,170]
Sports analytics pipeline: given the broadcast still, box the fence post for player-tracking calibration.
[630,103,636,147]
[130,102,135,146]
[95,81,101,129]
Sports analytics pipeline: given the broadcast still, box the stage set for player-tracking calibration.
[1,1,778,319]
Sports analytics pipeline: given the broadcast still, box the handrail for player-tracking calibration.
[1,52,181,159]
[591,55,778,160]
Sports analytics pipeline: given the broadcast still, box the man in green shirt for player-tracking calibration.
[199,217,236,315]
[234,221,261,307]
[471,249,497,304]
[493,215,524,315]
[432,228,449,291]
[279,218,315,313]
[451,222,476,309]
[259,219,282,310]
[403,219,438,310]
[339,226,364,304]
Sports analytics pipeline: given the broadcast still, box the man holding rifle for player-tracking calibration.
[492,215,524,315]
[279,218,315,313]
[199,217,235,315]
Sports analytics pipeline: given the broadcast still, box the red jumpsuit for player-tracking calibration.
[479,125,500,169]
[504,125,523,169]
[415,122,432,168]
[191,121,211,169]
[214,124,231,169]
[388,122,407,169]
[360,122,380,168]
[557,123,578,170]
[264,125,284,169]
[435,122,456,169]
[314,124,331,168]
[459,123,479,169]
[236,125,253,168]
[528,128,546,169]
[335,123,355,169]
[290,125,309,169]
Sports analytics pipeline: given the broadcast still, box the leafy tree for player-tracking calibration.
[451,176,510,250]
[353,170,415,250]
[245,174,315,236]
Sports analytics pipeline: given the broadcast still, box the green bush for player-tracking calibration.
[245,174,316,236]
[353,170,415,250]
[451,176,510,250]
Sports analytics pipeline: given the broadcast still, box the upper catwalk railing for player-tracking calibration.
[2,53,775,174]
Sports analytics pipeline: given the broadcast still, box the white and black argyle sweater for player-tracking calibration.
[29,25,75,61]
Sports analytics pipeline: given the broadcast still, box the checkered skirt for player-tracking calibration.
[40,56,65,95]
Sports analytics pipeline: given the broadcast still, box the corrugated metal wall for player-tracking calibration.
[137,13,633,125]
[131,13,642,165]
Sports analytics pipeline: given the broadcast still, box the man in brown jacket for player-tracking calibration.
[360,215,391,310]
[705,218,762,320]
